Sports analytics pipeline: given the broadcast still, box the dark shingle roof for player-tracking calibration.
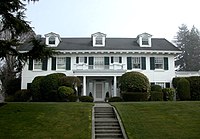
[19,38,180,52]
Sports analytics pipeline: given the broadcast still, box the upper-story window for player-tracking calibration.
[142,37,149,45]
[154,57,164,69]
[49,36,56,44]
[34,60,42,70]
[150,57,168,70]
[137,33,152,47]
[132,57,141,69]
[57,57,66,69]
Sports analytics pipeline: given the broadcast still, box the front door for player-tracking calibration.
[95,82,104,101]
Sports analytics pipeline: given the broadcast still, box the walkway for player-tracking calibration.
[92,103,127,139]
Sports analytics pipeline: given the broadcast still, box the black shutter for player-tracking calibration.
[66,57,71,70]
[119,57,122,63]
[51,57,56,70]
[111,57,114,63]
[127,57,132,70]
[76,57,79,64]
[150,57,155,70]
[89,57,94,65]
[141,57,146,70]
[28,58,33,70]
[84,57,87,63]
[42,58,48,70]
[164,57,169,70]
[104,57,109,65]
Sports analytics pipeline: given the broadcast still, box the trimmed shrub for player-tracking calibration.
[59,76,81,88]
[58,86,74,101]
[5,95,15,102]
[30,76,44,101]
[177,78,191,100]
[151,85,162,92]
[79,96,93,102]
[14,89,31,102]
[40,73,66,101]
[5,78,21,95]
[68,94,78,102]
[186,76,200,100]
[122,92,148,101]
[119,71,150,93]
[108,97,123,102]
[150,91,163,101]
[172,77,182,88]
[162,88,175,101]
[89,92,93,98]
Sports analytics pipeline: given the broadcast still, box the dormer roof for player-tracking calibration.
[44,32,61,47]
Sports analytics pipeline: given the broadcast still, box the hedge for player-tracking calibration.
[79,96,93,102]
[108,97,123,102]
[58,86,74,101]
[177,78,191,100]
[30,76,44,101]
[150,91,163,101]
[14,89,31,102]
[122,92,148,101]
[162,88,175,101]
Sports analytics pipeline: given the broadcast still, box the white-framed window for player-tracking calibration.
[57,57,66,69]
[142,37,149,45]
[155,57,164,69]
[94,57,104,69]
[155,82,165,88]
[114,57,120,63]
[79,57,85,63]
[95,36,103,45]
[34,60,42,70]
[49,36,55,44]
[132,57,141,69]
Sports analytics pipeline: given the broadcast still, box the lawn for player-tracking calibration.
[112,101,200,139]
[0,102,93,139]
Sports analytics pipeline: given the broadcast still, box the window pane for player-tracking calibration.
[57,57,66,69]
[49,36,55,44]
[142,37,149,45]
[79,57,84,63]
[114,57,119,63]
[132,57,141,68]
[155,57,164,69]
[34,60,42,69]
[96,36,103,45]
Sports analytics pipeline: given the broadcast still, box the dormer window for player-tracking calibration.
[92,32,106,47]
[137,33,152,47]
[142,37,149,45]
[49,36,55,44]
[96,36,103,45]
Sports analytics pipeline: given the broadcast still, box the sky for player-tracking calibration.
[25,0,200,42]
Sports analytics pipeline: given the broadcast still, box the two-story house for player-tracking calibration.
[20,32,181,101]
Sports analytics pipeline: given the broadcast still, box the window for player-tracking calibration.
[132,57,141,69]
[94,57,104,69]
[155,82,165,88]
[95,36,103,45]
[142,37,149,45]
[57,57,66,69]
[49,36,55,44]
[34,60,42,70]
[79,57,85,63]
[155,57,164,69]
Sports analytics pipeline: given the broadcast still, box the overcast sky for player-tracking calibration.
[25,0,200,42]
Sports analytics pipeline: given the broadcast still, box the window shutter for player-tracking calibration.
[119,57,122,63]
[111,57,113,63]
[28,58,33,70]
[66,57,71,70]
[84,57,87,63]
[104,57,109,65]
[150,57,155,70]
[164,57,169,70]
[42,58,48,70]
[127,57,132,70]
[51,57,56,70]
[76,57,79,64]
[141,57,146,70]
[89,57,94,65]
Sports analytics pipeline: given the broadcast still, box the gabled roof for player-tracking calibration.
[19,37,180,52]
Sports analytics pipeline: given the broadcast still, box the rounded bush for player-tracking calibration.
[68,94,78,102]
[59,76,81,88]
[14,89,31,102]
[150,91,163,101]
[119,71,150,92]
[108,97,123,102]
[172,77,182,88]
[30,76,44,101]
[40,73,66,101]
[151,85,162,92]
[177,78,191,100]
[58,86,74,100]
[5,78,21,95]
[79,96,93,102]
[186,76,200,100]
[162,88,175,101]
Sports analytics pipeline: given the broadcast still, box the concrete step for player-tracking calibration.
[95,129,122,134]
[95,133,123,138]
[95,122,120,126]
[95,115,115,118]
[95,126,121,130]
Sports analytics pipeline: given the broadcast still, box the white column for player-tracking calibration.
[83,76,86,96]
[113,76,117,97]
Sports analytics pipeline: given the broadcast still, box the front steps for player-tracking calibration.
[93,103,127,139]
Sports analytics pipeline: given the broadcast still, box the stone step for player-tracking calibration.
[95,133,123,138]
[95,126,121,130]
[95,119,118,123]
[95,129,122,134]
[95,123,120,126]
[95,115,115,118]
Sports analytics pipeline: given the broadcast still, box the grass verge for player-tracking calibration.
[112,101,200,139]
[0,102,93,139]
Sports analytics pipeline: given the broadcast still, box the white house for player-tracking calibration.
[20,32,181,102]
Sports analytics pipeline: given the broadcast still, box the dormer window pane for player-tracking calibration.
[142,37,149,45]
[49,36,55,44]
[96,36,103,45]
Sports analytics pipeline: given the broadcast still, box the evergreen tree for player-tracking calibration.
[175,24,200,71]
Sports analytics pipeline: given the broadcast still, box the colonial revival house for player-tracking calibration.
[20,32,181,101]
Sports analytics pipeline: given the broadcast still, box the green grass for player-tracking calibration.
[0,102,93,139]
[112,101,200,139]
